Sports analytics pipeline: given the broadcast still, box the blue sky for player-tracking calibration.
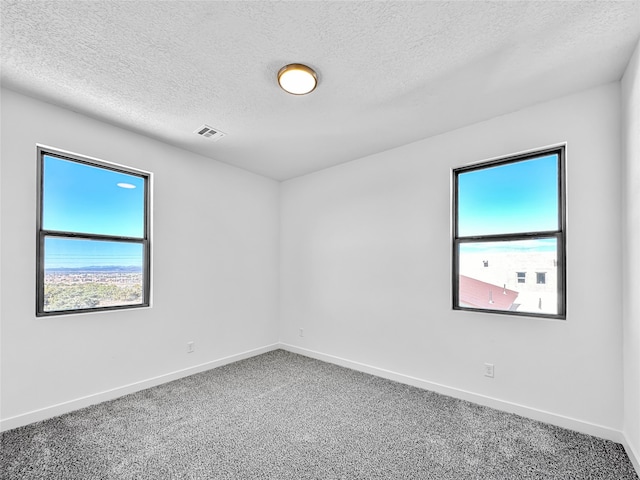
[45,237,143,269]
[43,155,145,268]
[457,154,559,237]
[43,155,144,237]
[459,237,557,254]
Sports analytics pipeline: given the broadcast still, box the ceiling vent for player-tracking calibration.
[194,125,226,142]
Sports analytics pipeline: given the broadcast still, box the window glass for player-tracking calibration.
[43,238,144,312]
[37,148,150,316]
[458,238,558,315]
[457,154,558,237]
[44,237,143,270]
[453,147,565,319]
[42,155,145,238]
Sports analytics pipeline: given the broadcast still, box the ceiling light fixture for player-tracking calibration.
[277,63,317,95]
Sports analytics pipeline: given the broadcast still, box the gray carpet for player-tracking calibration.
[1,349,637,479]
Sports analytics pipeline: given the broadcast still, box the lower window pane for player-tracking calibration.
[458,238,558,315]
[43,237,144,312]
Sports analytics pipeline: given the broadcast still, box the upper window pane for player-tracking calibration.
[42,155,145,238]
[457,154,559,237]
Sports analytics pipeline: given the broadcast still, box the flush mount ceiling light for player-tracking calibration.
[277,63,317,95]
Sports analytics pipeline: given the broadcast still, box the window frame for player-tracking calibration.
[452,145,566,320]
[36,146,151,316]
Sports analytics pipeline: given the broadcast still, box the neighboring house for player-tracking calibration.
[459,275,519,311]
[459,251,558,314]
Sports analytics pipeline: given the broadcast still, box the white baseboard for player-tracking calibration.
[0,343,280,432]
[280,343,626,445]
[3,341,638,478]
[623,435,640,477]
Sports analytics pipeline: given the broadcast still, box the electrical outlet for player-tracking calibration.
[299,328,304,337]
[484,363,494,378]
[187,341,195,353]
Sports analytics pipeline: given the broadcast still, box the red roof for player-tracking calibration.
[459,275,519,311]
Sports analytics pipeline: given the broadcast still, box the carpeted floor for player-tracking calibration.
[1,349,637,479]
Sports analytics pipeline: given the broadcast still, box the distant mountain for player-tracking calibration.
[45,265,142,274]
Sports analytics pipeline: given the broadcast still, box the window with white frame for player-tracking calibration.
[452,146,566,319]
[36,147,151,316]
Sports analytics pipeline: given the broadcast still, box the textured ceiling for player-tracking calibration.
[2,1,639,180]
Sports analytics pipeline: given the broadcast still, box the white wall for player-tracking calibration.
[622,38,640,469]
[0,89,280,428]
[280,83,624,438]
[1,75,634,464]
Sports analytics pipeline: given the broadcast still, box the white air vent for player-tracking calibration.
[194,125,226,142]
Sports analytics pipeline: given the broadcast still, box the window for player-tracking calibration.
[453,146,565,319]
[37,147,150,316]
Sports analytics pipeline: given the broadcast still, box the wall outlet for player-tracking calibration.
[187,341,195,353]
[484,363,494,378]
[299,328,304,337]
